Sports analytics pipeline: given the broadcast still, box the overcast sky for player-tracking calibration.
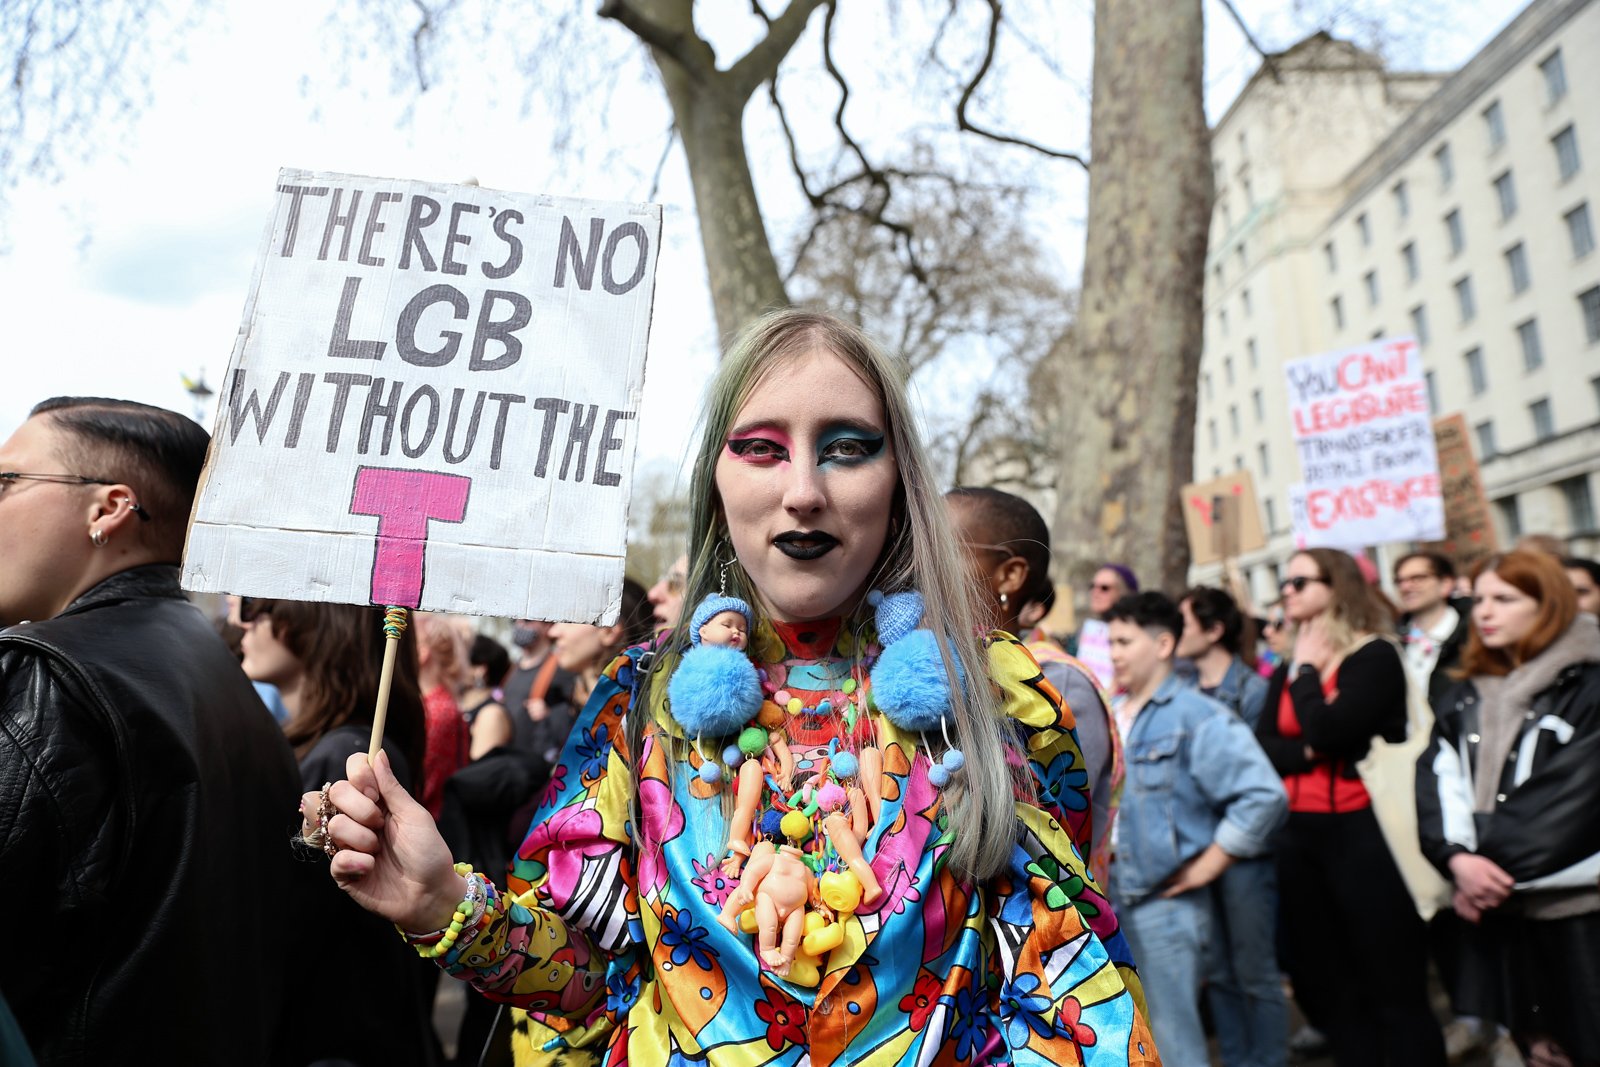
[0,0,1523,488]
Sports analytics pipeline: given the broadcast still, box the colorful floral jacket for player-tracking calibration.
[438,622,1160,1067]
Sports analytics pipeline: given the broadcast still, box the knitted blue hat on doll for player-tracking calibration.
[867,590,965,732]
[669,593,763,738]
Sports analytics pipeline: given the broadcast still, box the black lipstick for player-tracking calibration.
[773,530,839,561]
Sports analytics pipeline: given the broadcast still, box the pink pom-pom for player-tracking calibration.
[816,783,848,812]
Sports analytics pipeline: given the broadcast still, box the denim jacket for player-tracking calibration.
[1113,673,1288,906]
[1204,655,1270,731]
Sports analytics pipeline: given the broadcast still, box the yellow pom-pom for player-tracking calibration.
[781,811,812,842]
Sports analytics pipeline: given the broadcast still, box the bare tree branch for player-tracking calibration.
[1217,0,1283,82]
[409,0,434,91]
[727,0,826,100]
[956,0,1088,170]
[646,121,677,200]
[597,0,715,81]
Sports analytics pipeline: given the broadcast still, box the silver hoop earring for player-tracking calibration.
[90,527,108,547]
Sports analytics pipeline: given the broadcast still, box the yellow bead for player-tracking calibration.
[786,697,803,714]
[842,678,857,694]
[781,810,812,842]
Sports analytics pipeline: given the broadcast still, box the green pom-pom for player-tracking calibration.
[738,726,768,757]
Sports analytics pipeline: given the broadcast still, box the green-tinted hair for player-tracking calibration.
[630,308,1024,881]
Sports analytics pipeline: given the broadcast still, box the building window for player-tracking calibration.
[1568,203,1595,258]
[1364,269,1380,306]
[1541,50,1568,104]
[1324,241,1336,273]
[1247,338,1259,369]
[1410,304,1429,346]
[1331,295,1345,331]
[1393,180,1409,220]
[1494,170,1517,220]
[1518,319,1543,370]
[1466,346,1488,395]
[1582,286,1600,344]
[1435,142,1454,188]
[1554,125,1582,182]
[1497,496,1522,540]
[1265,498,1278,532]
[1446,209,1465,256]
[1357,212,1371,246]
[1505,242,1530,294]
[1207,418,1218,449]
[1484,100,1506,150]
[1233,454,1244,473]
[1235,242,1246,271]
[1477,420,1498,459]
[1455,275,1476,323]
[1530,398,1555,441]
[1402,241,1419,283]
[1425,370,1439,413]
[1229,404,1241,437]
[1203,372,1213,400]
[1221,198,1232,230]
[1241,288,1252,317]
[1252,387,1264,421]
[1220,308,1229,336]
[1257,442,1271,477]
[1372,327,1386,341]
[1213,264,1224,290]
[1242,176,1254,206]
[1564,476,1597,533]
[1225,356,1235,385]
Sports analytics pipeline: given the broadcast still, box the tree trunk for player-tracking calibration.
[658,68,790,341]
[1053,0,1212,600]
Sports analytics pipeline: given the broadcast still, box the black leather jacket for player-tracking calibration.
[0,566,305,1065]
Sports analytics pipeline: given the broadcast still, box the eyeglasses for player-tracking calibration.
[1090,582,1121,593]
[964,541,1022,559]
[0,471,152,521]
[238,597,276,624]
[1280,575,1327,594]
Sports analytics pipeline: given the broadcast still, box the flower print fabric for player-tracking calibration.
[441,622,1160,1067]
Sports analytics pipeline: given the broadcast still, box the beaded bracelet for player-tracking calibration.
[402,862,484,959]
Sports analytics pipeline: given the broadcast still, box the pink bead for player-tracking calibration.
[774,690,791,705]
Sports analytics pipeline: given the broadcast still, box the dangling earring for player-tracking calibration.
[90,527,107,547]
[717,540,736,596]
[998,592,1009,609]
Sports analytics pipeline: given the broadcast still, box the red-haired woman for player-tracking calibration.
[1255,548,1445,1067]
[1418,550,1600,1067]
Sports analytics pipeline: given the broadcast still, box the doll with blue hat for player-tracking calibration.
[667,594,764,758]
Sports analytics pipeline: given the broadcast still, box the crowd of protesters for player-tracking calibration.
[2,335,1598,1067]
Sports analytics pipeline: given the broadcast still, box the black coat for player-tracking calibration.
[0,566,305,1065]
[1399,595,1473,711]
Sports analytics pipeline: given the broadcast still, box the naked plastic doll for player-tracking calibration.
[715,840,816,975]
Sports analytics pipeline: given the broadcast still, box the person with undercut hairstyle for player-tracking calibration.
[0,398,305,1064]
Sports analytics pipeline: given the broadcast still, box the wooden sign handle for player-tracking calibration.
[368,606,409,761]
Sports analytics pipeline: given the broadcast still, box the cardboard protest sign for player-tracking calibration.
[1284,336,1443,550]
[183,169,661,623]
[1075,619,1115,691]
[1181,470,1266,566]
[1419,412,1498,570]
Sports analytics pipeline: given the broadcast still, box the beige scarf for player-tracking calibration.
[1470,613,1600,814]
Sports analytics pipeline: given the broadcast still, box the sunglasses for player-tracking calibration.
[1280,576,1327,594]
[238,597,276,624]
[1262,616,1287,631]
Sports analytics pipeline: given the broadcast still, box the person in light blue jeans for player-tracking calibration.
[1108,592,1289,1067]
[1179,586,1287,1067]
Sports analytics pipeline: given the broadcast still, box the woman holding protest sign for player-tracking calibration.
[1254,549,1446,1067]
[305,309,1158,1066]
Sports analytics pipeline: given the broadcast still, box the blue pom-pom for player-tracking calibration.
[866,589,885,607]
[759,810,785,838]
[928,764,952,788]
[668,644,762,737]
[698,762,723,784]
[722,744,744,766]
[830,751,860,779]
[870,629,957,732]
[941,748,966,773]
